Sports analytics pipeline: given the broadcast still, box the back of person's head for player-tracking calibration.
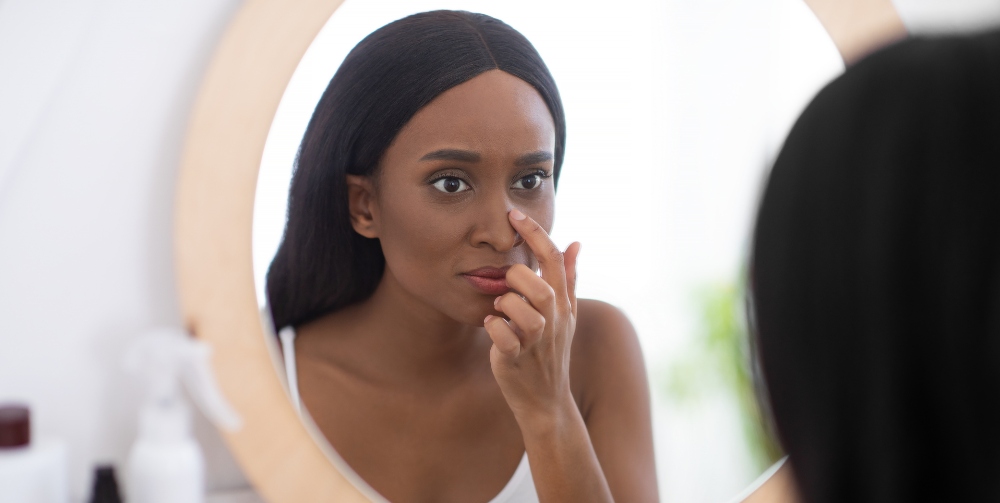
[751,29,1000,503]
[266,10,565,330]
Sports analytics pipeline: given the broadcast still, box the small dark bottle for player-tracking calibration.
[89,465,123,503]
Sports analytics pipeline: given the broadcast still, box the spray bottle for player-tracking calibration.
[123,328,241,503]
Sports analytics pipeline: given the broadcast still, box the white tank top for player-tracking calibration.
[277,327,539,503]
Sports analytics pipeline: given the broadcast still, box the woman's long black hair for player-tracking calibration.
[750,29,1000,502]
[266,11,565,330]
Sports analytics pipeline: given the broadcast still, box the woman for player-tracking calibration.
[747,28,1000,502]
[266,11,657,503]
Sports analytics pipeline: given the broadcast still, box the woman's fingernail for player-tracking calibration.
[484,315,494,325]
[494,296,502,308]
[509,209,526,221]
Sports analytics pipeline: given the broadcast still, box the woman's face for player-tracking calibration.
[352,69,557,326]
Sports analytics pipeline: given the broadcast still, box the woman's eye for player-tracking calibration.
[432,176,470,193]
[512,174,542,190]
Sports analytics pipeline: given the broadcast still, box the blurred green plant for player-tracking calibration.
[662,278,783,471]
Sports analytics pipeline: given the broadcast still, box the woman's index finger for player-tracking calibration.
[508,209,567,294]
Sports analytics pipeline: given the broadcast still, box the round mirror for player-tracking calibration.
[178,0,842,501]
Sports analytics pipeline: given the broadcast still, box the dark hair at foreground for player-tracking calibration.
[266,11,565,330]
[751,29,1000,503]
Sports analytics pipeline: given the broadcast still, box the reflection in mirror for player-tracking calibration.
[251,0,842,501]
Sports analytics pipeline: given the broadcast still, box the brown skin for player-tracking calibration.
[294,69,657,503]
[742,463,800,503]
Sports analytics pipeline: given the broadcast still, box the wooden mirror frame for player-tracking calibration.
[174,0,371,501]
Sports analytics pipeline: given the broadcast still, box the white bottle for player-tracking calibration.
[0,404,68,503]
[123,328,241,503]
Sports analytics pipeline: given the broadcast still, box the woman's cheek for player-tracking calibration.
[382,207,464,282]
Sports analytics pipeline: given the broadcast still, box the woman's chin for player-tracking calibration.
[452,301,502,328]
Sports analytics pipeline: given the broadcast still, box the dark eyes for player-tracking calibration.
[430,171,549,194]
[512,174,542,190]
[432,177,471,193]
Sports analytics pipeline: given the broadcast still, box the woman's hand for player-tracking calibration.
[484,208,581,425]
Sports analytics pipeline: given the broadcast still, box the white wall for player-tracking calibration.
[0,0,245,500]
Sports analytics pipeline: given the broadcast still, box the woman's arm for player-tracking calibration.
[496,298,659,503]
[485,209,614,503]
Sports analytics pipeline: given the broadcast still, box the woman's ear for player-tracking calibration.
[346,174,379,238]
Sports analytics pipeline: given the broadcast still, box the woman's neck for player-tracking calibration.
[301,271,492,387]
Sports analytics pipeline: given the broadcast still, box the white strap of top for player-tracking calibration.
[278,326,301,416]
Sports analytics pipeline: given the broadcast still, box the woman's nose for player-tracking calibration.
[469,193,523,252]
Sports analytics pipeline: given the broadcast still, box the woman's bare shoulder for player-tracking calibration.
[570,300,658,500]
[570,299,647,414]
[573,298,641,355]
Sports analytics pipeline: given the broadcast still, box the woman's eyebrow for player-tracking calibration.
[419,149,480,163]
[515,151,553,167]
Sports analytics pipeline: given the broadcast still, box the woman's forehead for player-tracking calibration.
[387,70,557,162]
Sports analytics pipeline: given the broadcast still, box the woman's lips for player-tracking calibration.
[462,266,512,295]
